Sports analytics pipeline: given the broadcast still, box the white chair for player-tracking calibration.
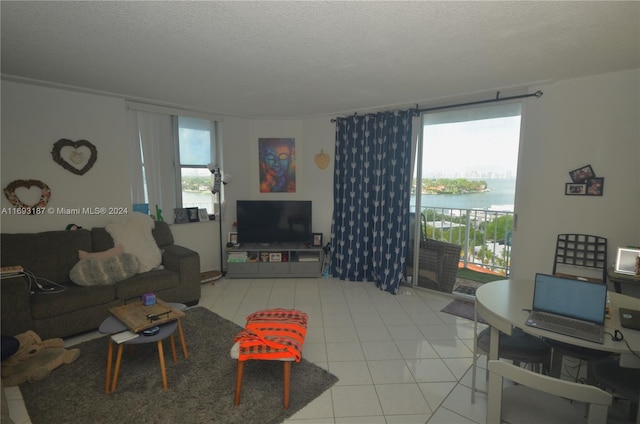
[487,360,612,424]
[471,298,550,403]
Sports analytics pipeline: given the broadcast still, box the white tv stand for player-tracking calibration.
[226,243,323,278]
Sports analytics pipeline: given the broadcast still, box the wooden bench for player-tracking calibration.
[230,308,308,409]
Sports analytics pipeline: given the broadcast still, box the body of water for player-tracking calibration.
[183,179,516,214]
[183,191,214,211]
[411,179,516,211]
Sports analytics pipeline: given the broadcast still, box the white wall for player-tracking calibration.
[218,116,335,247]
[511,69,640,283]
[0,81,219,271]
[2,69,638,280]
[1,82,131,231]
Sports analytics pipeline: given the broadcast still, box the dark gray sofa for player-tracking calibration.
[1,221,200,339]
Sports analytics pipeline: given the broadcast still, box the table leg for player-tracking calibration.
[283,361,291,410]
[177,318,189,359]
[111,344,125,393]
[489,326,499,361]
[105,339,114,394]
[234,360,244,406]
[550,351,564,378]
[157,340,168,392]
[170,334,178,363]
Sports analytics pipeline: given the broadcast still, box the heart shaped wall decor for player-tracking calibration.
[52,139,97,175]
[314,150,330,170]
[3,179,51,214]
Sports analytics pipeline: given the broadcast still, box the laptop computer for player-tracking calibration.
[614,247,640,276]
[525,273,606,344]
[619,307,640,331]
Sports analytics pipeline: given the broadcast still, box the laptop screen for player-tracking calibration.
[533,273,607,324]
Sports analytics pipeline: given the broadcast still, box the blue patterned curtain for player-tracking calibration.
[329,110,415,294]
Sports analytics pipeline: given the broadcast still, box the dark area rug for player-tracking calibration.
[441,299,487,324]
[20,307,338,424]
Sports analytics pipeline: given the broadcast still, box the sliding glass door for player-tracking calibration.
[408,103,522,294]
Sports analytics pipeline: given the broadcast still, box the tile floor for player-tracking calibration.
[4,277,632,423]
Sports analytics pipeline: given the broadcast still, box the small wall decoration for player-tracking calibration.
[3,179,51,214]
[565,183,586,195]
[52,139,98,176]
[259,138,296,193]
[586,177,604,196]
[565,164,604,196]
[314,150,330,170]
[569,164,595,183]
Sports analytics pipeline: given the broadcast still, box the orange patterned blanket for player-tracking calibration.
[234,308,308,362]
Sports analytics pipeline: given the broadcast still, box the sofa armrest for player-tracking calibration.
[161,244,200,303]
[1,276,34,336]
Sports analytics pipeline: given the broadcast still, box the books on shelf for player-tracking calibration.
[228,252,249,263]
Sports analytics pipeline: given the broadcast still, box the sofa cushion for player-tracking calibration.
[115,269,179,300]
[152,221,174,247]
[69,253,139,287]
[30,283,116,320]
[91,227,116,252]
[1,230,92,284]
[106,213,162,273]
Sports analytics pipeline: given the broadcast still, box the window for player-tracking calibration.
[178,116,216,213]
[126,104,220,217]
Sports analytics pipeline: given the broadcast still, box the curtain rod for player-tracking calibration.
[331,90,543,122]
[417,90,543,113]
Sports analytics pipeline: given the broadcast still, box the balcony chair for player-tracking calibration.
[546,234,613,383]
[593,356,640,423]
[487,360,612,424]
[406,213,461,293]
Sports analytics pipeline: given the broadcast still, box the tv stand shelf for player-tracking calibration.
[226,243,323,278]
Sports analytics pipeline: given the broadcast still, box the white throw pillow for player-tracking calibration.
[105,212,162,273]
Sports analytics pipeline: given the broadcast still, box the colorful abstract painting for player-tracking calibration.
[259,138,296,193]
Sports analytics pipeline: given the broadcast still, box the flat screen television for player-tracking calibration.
[236,200,312,244]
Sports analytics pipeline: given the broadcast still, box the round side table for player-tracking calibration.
[99,303,188,393]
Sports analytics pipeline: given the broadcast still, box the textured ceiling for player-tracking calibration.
[1,1,638,118]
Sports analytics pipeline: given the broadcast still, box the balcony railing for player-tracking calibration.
[416,206,513,276]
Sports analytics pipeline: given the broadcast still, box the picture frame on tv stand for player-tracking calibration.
[269,252,282,262]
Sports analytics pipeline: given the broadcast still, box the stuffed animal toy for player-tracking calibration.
[1,330,80,386]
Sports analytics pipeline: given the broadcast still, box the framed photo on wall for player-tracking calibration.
[569,164,595,183]
[586,177,604,196]
[312,233,323,247]
[565,183,586,195]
